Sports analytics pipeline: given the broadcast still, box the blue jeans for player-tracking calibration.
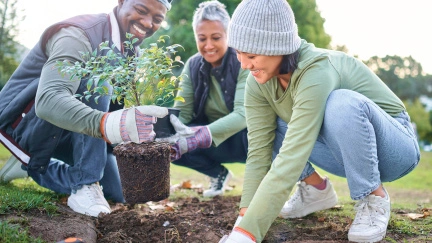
[27,134,124,203]
[273,90,420,200]
[26,82,124,203]
[172,128,248,178]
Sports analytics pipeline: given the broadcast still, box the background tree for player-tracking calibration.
[0,0,24,88]
[143,0,331,73]
[404,99,432,142]
[288,0,331,48]
[365,55,431,101]
[364,55,432,143]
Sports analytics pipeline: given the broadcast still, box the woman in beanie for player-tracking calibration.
[165,0,250,197]
[219,0,420,242]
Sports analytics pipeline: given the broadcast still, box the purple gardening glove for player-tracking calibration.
[101,105,168,144]
[156,114,212,160]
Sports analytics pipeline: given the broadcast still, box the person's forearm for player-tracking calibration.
[35,62,105,137]
[208,112,246,146]
[174,63,194,124]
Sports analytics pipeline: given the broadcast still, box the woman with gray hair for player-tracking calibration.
[163,0,248,197]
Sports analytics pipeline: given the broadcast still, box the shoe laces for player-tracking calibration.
[288,182,307,205]
[208,177,220,190]
[84,184,106,204]
[353,197,386,226]
[208,169,228,191]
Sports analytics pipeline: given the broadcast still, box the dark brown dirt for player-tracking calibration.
[1,203,97,243]
[97,196,237,243]
[3,195,431,243]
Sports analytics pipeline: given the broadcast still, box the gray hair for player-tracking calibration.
[192,0,230,33]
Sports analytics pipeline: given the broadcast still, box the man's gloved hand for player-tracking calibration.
[156,115,212,160]
[100,105,168,144]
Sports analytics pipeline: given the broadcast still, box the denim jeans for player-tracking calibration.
[172,128,248,178]
[273,89,420,200]
[26,82,125,203]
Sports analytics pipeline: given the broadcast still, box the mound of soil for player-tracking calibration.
[2,195,430,243]
[96,195,351,243]
[97,196,238,243]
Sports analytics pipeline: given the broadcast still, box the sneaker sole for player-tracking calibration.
[348,231,386,243]
[279,193,338,219]
[67,198,109,217]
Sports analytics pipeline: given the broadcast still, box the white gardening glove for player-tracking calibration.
[234,216,243,228]
[219,228,256,243]
[101,105,168,144]
[219,215,256,243]
[156,114,212,160]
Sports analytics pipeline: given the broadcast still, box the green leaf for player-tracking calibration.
[174,96,185,103]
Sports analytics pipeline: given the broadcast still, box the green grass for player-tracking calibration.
[0,181,59,215]
[0,178,59,242]
[0,145,11,160]
[1,147,432,241]
[170,162,245,197]
[0,221,46,243]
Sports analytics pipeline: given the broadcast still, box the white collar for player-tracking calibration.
[109,11,122,52]
[108,11,141,55]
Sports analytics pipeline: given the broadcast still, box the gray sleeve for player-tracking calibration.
[35,26,105,138]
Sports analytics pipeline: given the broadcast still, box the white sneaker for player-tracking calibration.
[203,167,233,197]
[348,188,391,242]
[0,156,28,183]
[67,183,111,217]
[279,178,338,219]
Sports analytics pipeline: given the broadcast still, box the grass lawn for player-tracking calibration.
[170,153,432,208]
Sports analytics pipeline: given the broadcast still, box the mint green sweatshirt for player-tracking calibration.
[238,40,405,242]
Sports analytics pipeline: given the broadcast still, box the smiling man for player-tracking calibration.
[0,0,172,217]
[117,0,168,45]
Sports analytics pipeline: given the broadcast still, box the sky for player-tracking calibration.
[15,0,432,74]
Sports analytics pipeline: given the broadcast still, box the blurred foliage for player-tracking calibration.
[143,0,331,74]
[404,99,431,141]
[365,55,432,143]
[365,55,432,101]
[288,0,331,48]
[0,0,24,88]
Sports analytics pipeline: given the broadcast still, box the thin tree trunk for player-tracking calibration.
[0,0,9,53]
